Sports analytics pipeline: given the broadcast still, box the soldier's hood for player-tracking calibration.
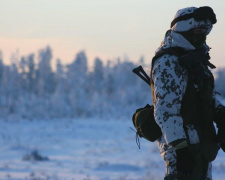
[156,30,190,54]
[155,6,216,55]
[155,30,210,55]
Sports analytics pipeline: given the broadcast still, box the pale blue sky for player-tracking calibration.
[0,0,224,68]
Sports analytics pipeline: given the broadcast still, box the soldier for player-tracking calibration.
[151,6,225,180]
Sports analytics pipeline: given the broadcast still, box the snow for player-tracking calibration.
[0,119,224,180]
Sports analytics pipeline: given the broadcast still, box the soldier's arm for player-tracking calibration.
[152,54,188,145]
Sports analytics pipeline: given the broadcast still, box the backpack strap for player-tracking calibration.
[150,47,186,106]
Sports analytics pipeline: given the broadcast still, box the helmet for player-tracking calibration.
[171,6,217,35]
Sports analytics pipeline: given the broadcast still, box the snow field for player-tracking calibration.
[0,119,224,180]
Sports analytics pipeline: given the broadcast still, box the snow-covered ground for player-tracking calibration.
[0,118,224,180]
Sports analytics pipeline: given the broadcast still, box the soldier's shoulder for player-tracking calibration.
[153,54,179,70]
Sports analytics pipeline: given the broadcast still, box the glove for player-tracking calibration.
[175,146,194,177]
[178,49,210,67]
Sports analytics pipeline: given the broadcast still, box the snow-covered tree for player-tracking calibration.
[89,57,104,116]
[66,50,89,117]
[37,46,55,96]
[90,57,104,94]
[27,54,36,94]
[56,59,64,82]
[0,47,155,119]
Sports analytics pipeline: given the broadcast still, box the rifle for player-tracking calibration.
[132,65,150,86]
[133,65,156,105]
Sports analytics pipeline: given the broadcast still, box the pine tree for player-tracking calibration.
[37,46,55,97]
[66,50,89,117]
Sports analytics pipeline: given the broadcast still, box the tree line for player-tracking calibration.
[0,46,152,120]
[0,46,224,120]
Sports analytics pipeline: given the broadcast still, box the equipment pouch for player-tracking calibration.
[132,104,162,142]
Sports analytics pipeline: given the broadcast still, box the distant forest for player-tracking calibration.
[0,46,224,120]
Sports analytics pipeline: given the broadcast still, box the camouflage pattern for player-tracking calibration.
[157,126,212,179]
[152,53,188,144]
[171,7,213,35]
[152,15,221,178]
[155,30,196,54]
[152,47,218,179]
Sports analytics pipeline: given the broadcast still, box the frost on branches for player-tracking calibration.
[0,47,223,120]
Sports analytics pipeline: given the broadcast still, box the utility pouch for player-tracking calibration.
[132,104,162,142]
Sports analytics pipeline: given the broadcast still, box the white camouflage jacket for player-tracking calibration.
[152,30,221,145]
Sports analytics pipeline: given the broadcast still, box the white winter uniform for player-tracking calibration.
[152,7,221,179]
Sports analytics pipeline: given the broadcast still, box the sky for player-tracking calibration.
[0,0,225,69]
